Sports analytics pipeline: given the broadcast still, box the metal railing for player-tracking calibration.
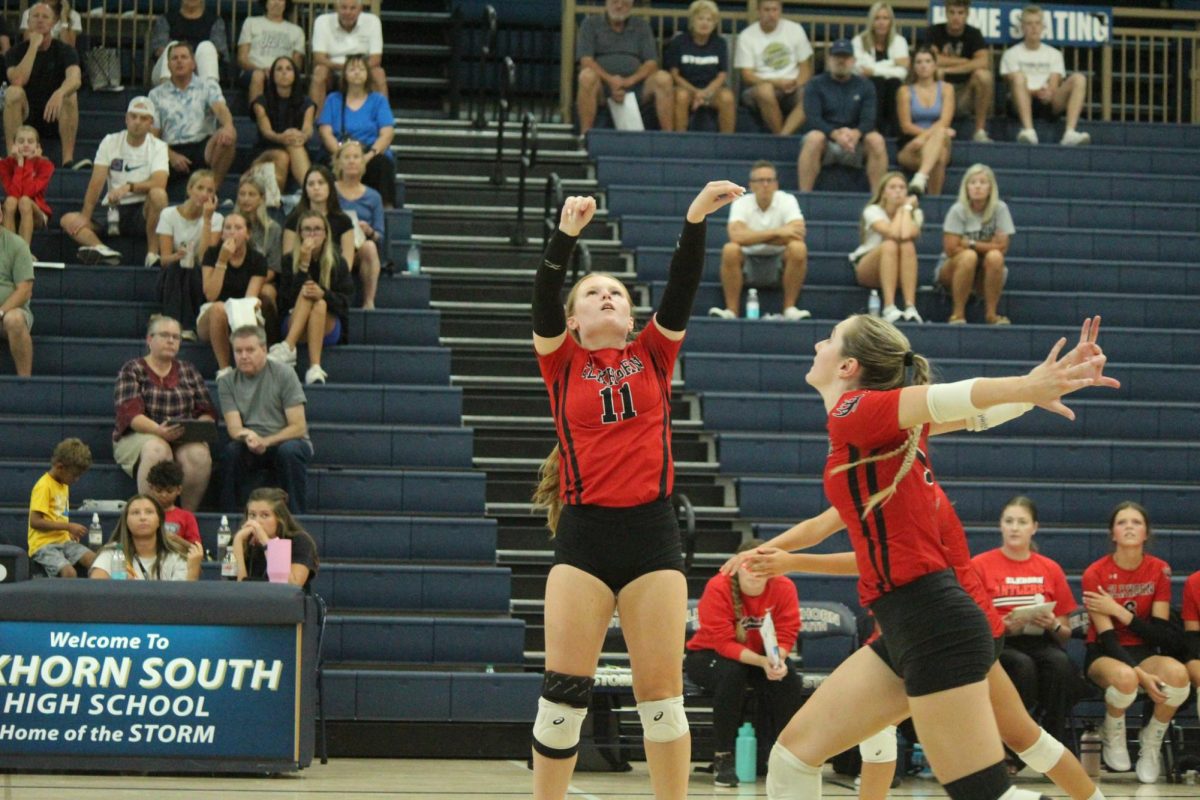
[511,112,539,246]
[542,172,563,244]
[489,56,517,186]
[470,4,498,129]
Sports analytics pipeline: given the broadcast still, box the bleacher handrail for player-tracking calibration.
[471,3,499,129]
[511,111,538,246]
[489,56,517,186]
[542,172,563,244]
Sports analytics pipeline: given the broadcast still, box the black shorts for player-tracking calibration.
[869,569,997,696]
[170,140,210,173]
[872,630,1005,672]
[24,103,59,141]
[553,498,684,594]
[90,202,148,237]
[1084,642,1157,673]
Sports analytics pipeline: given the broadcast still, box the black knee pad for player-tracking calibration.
[542,670,594,709]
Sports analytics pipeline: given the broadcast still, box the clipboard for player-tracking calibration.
[166,419,218,446]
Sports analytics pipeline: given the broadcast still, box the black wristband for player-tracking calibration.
[532,229,577,337]
[655,219,707,332]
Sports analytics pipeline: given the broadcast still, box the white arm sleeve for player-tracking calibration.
[925,378,982,423]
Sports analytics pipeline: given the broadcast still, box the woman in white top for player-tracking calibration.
[853,1,910,135]
[21,0,81,47]
[848,171,923,323]
[90,494,203,581]
[157,169,223,273]
[938,163,1016,325]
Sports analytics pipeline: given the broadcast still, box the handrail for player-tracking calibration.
[511,112,539,246]
[674,494,697,575]
[570,241,591,287]
[447,6,464,120]
[490,56,517,186]
[472,4,499,130]
[543,173,564,244]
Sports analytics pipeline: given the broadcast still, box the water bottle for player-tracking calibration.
[735,721,757,783]
[109,544,127,581]
[1079,726,1101,777]
[106,203,121,237]
[868,289,881,317]
[88,513,103,548]
[218,515,236,579]
[745,288,760,320]
[911,743,933,778]
[406,241,421,275]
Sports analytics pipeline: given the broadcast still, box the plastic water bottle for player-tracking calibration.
[868,289,881,317]
[106,203,121,237]
[735,722,757,783]
[88,513,103,548]
[406,241,421,275]
[911,743,933,778]
[218,515,236,579]
[109,544,127,580]
[745,288,760,320]
[1079,726,1101,777]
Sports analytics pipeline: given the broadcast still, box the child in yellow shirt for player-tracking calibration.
[28,438,95,577]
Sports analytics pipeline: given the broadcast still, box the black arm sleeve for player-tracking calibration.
[655,219,707,332]
[1097,629,1138,667]
[1185,630,1200,661]
[532,229,577,337]
[1128,616,1188,658]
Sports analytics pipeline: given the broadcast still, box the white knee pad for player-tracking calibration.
[858,725,897,763]
[999,789,1046,800]
[1105,684,1137,710]
[637,696,688,743]
[1162,682,1191,708]
[1016,727,1065,774]
[532,698,588,759]
[766,742,823,800]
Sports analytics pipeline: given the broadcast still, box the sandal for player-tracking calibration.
[947,314,966,324]
[987,315,1011,325]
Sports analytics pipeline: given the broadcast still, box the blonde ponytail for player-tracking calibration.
[531,445,564,536]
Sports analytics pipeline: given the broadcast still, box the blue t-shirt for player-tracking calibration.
[318,91,394,160]
[663,32,728,88]
[338,185,384,236]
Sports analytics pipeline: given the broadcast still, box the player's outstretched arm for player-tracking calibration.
[532,196,597,355]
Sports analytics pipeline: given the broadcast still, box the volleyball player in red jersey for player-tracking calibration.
[1081,501,1189,783]
[1181,569,1200,726]
[527,181,744,800]
[755,313,1116,800]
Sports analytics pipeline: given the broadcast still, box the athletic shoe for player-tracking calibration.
[63,158,93,171]
[972,129,993,143]
[1061,129,1091,146]
[707,307,736,319]
[77,244,122,265]
[215,366,234,381]
[713,752,738,788]
[987,315,1011,325]
[1136,729,1163,783]
[268,341,297,365]
[1016,128,1039,145]
[902,305,923,323]
[782,306,811,320]
[908,173,928,195]
[1101,716,1131,772]
[180,330,197,342]
[947,314,966,325]
[144,252,161,269]
[305,364,328,385]
[881,304,903,323]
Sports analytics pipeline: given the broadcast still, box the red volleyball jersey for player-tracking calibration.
[686,573,801,661]
[972,548,1077,622]
[1181,570,1200,623]
[1082,553,1172,646]
[935,485,1006,638]
[824,388,950,607]
[537,321,682,508]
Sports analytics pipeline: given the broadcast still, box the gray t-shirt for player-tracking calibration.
[217,360,309,445]
[0,227,34,317]
[575,14,656,78]
[942,200,1016,243]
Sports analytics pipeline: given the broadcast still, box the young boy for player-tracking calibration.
[999,4,1090,145]
[146,460,201,545]
[28,438,95,578]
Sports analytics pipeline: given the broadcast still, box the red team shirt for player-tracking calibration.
[537,322,682,508]
[1081,553,1172,646]
[972,548,1078,624]
[824,389,950,606]
[1182,571,1200,624]
[686,573,801,662]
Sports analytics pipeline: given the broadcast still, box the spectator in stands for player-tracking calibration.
[27,437,94,578]
[333,140,383,309]
[238,173,283,344]
[937,163,1013,324]
[250,55,314,198]
[19,0,79,48]
[4,2,82,169]
[0,200,35,376]
[924,0,992,142]
[63,96,168,267]
[709,160,809,321]
[268,210,353,386]
[199,212,268,380]
[317,53,394,207]
[852,1,909,136]
[847,171,923,323]
[972,496,1081,748]
[1000,5,1090,146]
[112,314,216,510]
[1182,571,1200,724]
[310,0,386,112]
[1081,501,1190,783]
[156,169,223,333]
[797,40,886,192]
[233,487,319,588]
[664,0,733,134]
[149,40,238,187]
[219,325,312,514]
[0,125,53,249]
[146,460,201,545]
[89,494,203,580]
[574,0,674,135]
[149,0,228,85]
[896,47,954,196]
[685,538,803,788]
[282,165,355,270]
[237,0,305,104]
[0,22,12,56]
[735,0,812,136]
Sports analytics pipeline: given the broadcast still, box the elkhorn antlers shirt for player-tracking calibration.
[1082,553,1172,646]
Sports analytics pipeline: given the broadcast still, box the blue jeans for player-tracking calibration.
[221,438,312,514]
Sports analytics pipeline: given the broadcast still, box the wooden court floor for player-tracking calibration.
[2,761,1199,799]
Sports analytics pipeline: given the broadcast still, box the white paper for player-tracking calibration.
[1006,600,1058,636]
[606,92,644,131]
[760,610,781,668]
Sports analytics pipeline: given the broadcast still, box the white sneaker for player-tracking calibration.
[902,305,923,323]
[881,304,903,323]
[1101,716,1131,772]
[1061,129,1091,146]
[305,364,328,385]
[908,173,928,195]
[215,366,234,381]
[972,129,993,143]
[782,306,811,321]
[268,341,297,365]
[1136,730,1163,783]
[144,252,161,268]
[1017,128,1039,145]
[77,244,122,265]
[707,307,736,319]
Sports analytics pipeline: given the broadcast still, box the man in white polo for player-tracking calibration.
[309,0,386,112]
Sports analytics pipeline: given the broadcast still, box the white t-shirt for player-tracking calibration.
[999,42,1065,91]
[728,190,803,255]
[852,32,910,81]
[20,7,82,40]
[311,12,383,65]
[91,547,190,581]
[156,206,224,267]
[238,16,306,69]
[93,131,170,205]
[849,204,925,262]
[734,20,813,81]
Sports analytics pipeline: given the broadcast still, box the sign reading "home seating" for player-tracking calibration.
[930,1,1113,47]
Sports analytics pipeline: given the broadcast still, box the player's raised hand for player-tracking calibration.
[558,195,597,237]
[686,180,745,223]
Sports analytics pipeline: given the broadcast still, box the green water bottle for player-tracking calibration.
[735,721,757,783]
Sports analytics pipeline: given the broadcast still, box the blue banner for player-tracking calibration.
[929,2,1112,47]
[0,622,298,759]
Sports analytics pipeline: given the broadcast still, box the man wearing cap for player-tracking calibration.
[60,97,169,266]
[797,38,886,192]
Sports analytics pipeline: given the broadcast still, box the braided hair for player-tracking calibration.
[729,538,766,642]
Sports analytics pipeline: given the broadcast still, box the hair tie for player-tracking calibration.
[903,351,914,367]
